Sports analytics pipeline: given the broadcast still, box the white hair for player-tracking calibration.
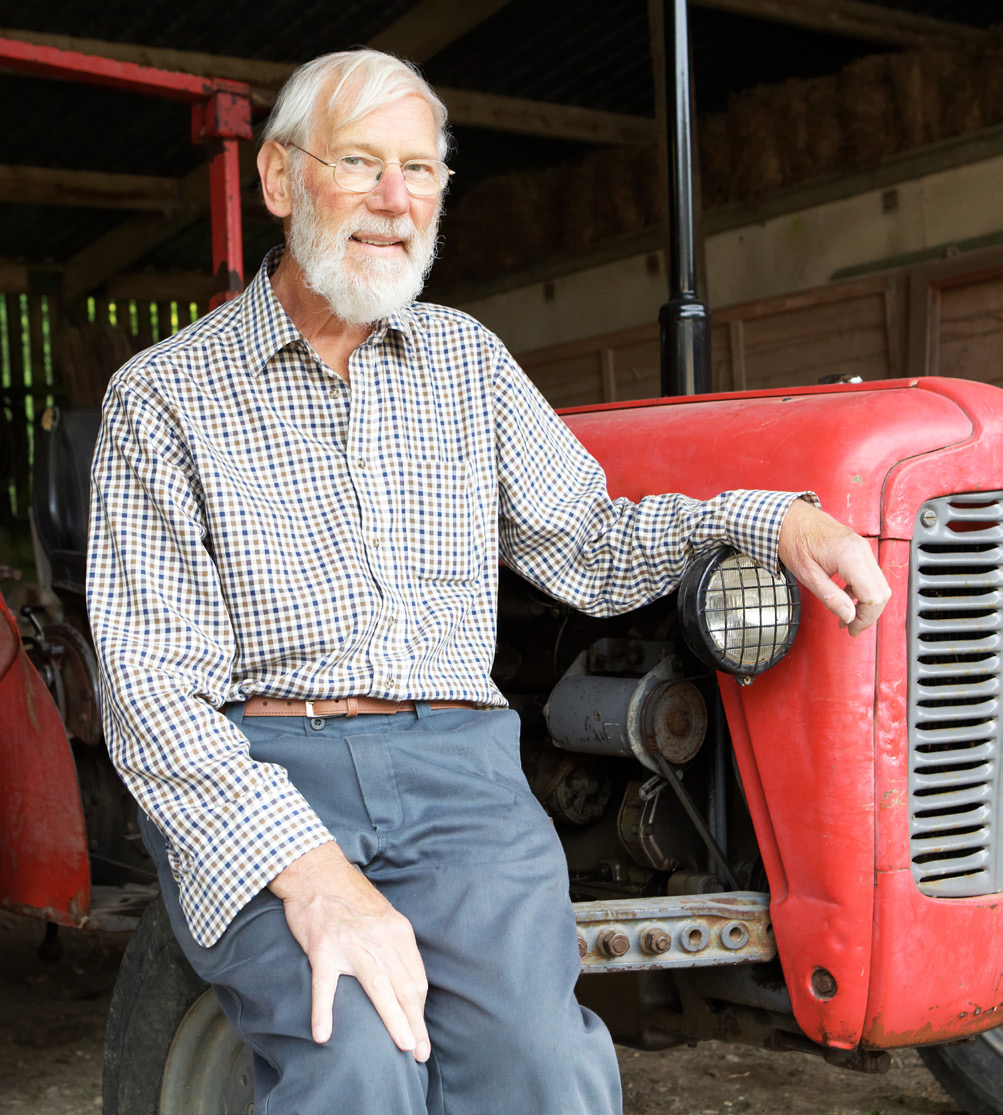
[263,49,450,160]
[286,174,442,324]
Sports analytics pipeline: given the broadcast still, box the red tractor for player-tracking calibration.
[3,12,1003,1115]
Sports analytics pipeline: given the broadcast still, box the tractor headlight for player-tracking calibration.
[678,547,800,678]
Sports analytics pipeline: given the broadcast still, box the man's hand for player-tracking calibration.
[777,499,891,637]
[268,841,430,1059]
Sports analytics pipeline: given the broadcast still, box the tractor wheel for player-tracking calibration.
[919,1027,1003,1115]
[103,896,254,1115]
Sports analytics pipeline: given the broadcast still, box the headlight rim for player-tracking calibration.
[678,545,801,678]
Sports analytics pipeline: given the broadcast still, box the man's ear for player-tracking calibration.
[258,141,295,219]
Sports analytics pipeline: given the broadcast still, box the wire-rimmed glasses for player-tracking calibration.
[289,144,453,197]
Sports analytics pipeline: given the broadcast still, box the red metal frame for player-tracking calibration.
[0,36,253,305]
[0,38,254,926]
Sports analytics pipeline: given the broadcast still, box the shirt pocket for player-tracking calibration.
[399,457,480,584]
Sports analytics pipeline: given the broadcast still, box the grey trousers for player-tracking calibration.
[142,705,622,1115]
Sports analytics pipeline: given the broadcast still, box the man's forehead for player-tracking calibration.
[311,91,438,153]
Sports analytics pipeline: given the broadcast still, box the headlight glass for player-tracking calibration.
[679,548,801,677]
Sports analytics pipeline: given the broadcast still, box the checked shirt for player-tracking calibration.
[87,248,805,946]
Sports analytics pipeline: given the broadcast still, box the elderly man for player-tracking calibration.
[88,48,890,1115]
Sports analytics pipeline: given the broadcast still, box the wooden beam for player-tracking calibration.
[0,164,182,211]
[0,27,654,143]
[59,141,263,300]
[368,0,513,62]
[692,0,983,49]
[440,88,654,144]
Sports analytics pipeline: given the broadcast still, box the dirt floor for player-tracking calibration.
[0,910,963,1115]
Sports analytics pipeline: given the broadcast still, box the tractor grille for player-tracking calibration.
[908,493,1003,897]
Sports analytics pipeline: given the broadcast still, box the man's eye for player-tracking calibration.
[340,155,379,170]
[404,161,434,177]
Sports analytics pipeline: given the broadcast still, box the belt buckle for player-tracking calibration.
[304,699,355,719]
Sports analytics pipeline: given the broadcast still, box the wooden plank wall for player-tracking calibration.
[910,251,1003,388]
[517,249,1003,407]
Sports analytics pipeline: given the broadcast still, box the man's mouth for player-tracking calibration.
[350,234,406,249]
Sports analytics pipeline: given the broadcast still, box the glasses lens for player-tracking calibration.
[401,160,448,196]
[334,155,383,192]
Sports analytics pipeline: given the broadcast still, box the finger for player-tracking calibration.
[797,560,857,626]
[845,593,886,636]
[356,966,421,1056]
[840,568,891,637]
[311,968,340,1045]
[396,974,430,1062]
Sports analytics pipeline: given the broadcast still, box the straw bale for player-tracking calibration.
[886,51,926,149]
[728,84,785,197]
[974,25,1003,128]
[435,26,1002,284]
[697,111,734,207]
[770,79,815,187]
[915,47,954,145]
[802,74,843,182]
[569,145,651,246]
[943,57,984,136]
[563,148,611,251]
[440,166,563,281]
[839,56,899,167]
[909,46,980,141]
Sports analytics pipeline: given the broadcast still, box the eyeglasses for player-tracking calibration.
[289,144,453,197]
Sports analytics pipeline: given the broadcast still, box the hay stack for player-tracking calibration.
[434,24,1003,287]
[840,56,899,168]
[975,26,1003,128]
[728,83,785,197]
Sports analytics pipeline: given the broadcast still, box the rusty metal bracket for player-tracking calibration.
[575,891,775,972]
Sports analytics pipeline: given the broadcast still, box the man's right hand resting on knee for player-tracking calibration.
[270,842,430,1060]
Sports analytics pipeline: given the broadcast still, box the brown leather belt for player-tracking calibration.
[242,696,482,718]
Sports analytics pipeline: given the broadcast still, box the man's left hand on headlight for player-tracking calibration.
[778,498,892,637]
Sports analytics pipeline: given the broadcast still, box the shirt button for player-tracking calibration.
[357,458,367,469]
[386,677,396,688]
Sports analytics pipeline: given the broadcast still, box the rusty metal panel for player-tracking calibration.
[0,594,90,926]
[575,892,775,972]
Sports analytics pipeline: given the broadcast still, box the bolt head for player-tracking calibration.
[810,967,838,999]
[641,927,671,955]
[597,928,631,958]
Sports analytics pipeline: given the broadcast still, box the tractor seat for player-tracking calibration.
[32,406,102,593]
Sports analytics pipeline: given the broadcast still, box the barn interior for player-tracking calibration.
[2,0,1002,577]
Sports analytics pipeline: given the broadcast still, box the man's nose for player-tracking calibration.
[367,163,410,214]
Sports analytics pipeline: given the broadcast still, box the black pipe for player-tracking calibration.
[660,0,711,397]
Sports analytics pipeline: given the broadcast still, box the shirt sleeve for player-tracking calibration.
[492,347,817,615]
[87,370,334,947]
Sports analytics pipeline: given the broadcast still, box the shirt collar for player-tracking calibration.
[238,245,419,376]
[365,303,420,351]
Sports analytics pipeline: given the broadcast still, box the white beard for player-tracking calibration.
[287,177,440,325]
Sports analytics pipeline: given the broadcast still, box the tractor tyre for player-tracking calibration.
[102,895,254,1115]
[919,1028,1003,1115]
